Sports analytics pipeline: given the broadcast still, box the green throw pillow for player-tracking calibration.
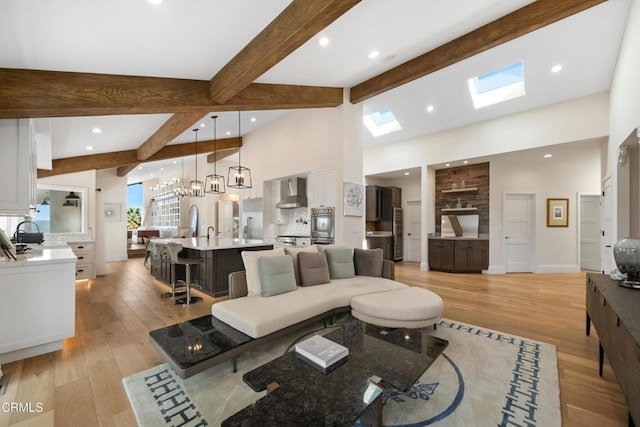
[257,255,297,297]
[324,247,355,279]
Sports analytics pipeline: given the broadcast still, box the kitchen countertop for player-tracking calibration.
[0,246,77,268]
[150,237,270,250]
[366,231,393,237]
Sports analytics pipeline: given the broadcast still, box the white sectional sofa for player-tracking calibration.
[211,245,442,340]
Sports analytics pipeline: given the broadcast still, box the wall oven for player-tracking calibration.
[310,207,335,244]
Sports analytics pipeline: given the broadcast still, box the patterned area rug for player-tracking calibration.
[123,319,560,427]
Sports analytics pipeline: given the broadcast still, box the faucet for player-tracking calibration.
[207,226,215,240]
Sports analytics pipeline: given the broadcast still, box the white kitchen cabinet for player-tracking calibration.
[309,168,337,208]
[272,180,286,224]
[0,119,37,216]
[0,247,76,363]
[68,241,95,279]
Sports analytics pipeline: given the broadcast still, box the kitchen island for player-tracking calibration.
[149,238,272,297]
[0,245,76,363]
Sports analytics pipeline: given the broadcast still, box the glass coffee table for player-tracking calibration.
[222,319,448,427]
[149,315,253,378]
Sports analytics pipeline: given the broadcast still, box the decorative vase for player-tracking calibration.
[613,238,640,282]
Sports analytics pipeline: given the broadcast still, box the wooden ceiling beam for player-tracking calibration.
[116,164,140,178]
[207,148,239,163]
[37,137,242,178]
[349,0,607,104]
[0,69,343,118]
[209,0,360,104]
[137,112,208,161]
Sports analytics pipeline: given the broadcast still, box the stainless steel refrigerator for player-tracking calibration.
[242,198,263,240]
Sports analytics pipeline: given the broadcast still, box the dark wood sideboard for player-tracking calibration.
[585,273,640,426]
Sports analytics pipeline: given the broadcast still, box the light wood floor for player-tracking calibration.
[0,259,628,427]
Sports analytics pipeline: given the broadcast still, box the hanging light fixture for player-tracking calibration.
[173,156,190,197]
[228,111,252,189]
[205,115,225,194]
[62,191,80,207]
[189,128,205,197]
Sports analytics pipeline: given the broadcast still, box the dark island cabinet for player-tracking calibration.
[152,244,272,297]
[428,238,488,273]
[586,274,640,426]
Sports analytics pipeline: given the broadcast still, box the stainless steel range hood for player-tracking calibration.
[276,177,307,209]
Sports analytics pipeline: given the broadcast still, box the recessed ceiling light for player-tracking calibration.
[91,128,102,134]
[404,172,410,176]
[138,166,143,170]
[85,146,94,151]
[318,37,329,47]
[173,160,177,164]
[445,163,450,167]
[226,131,231,136]
[250,117,256,122]
[368,50,380,59]
[544,154,553,158]
[426,105,435,113]
[551,64,563,73]
[463,161,468,164]
[200,123,205,128]
[160,168,164,171]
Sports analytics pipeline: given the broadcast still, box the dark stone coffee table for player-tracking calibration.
[149,315,253,378]
[222,320,449,427]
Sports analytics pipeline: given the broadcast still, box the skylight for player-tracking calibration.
[363,108,402,137]
[468,61,525,109]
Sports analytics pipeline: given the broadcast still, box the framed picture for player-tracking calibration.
[104,203,122,222]
[343,182,364,217]
[547,198,569,227]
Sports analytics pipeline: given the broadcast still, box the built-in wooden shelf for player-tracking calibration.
[441,187,478,193]
[442,207,478,212]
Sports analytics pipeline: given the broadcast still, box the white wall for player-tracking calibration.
[489,140,602,273]
[364,92,609,175]
[96,169,128,262]
[609,0,640,240]
[364,92,609,271]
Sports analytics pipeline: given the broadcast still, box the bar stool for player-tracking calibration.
[158,243,187,299]
[165,242,202,305]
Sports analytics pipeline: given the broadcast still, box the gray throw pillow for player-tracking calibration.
[257,255,297,297]
[298,252,331,286]
[354,248,384,277]
[324,247,355,279]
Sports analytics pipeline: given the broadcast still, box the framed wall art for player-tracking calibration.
[343,182,364,217]
[547,198,569,227]
[104,203,122,222]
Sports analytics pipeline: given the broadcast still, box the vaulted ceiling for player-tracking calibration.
[0,0,630,183]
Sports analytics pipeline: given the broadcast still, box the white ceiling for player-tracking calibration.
[0,0,632,183]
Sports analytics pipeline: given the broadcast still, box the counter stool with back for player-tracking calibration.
[164,242,202,305]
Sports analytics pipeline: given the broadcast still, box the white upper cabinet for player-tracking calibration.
[309,168,336,208]
[0,119,37,216]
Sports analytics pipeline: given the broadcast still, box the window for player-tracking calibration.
[363,108,402,137]
[468,61,525,109]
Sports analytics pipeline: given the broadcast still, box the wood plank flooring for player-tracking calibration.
[0,259,629,426]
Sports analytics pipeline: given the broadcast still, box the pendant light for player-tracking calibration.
[228,111,252,189]
[173,155,190,198]
[189,128,205,197]
[205,115,225,194]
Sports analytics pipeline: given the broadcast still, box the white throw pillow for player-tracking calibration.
[241,247,286,296]
[284,245,318,285]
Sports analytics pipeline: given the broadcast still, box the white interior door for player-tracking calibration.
[601,177,613,274]
[503,193,535,273]
[406,201,421,262]
[218,200,234,238]
[580,194,601,271]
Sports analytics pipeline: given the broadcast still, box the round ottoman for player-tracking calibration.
[351,287,443,329]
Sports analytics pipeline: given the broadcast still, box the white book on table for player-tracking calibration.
[295,334,348,368]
